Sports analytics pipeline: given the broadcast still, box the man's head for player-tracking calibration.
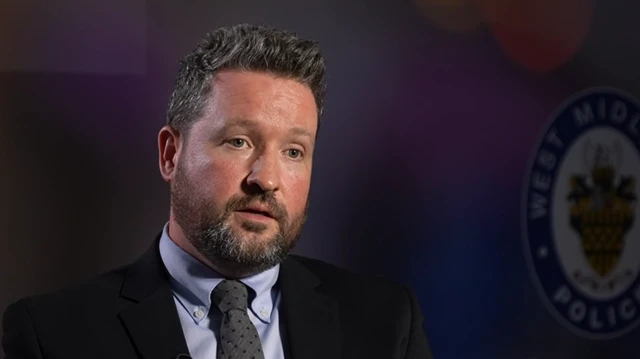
[158,24,326,277]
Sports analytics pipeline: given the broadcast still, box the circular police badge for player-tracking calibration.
[523,87,640,339]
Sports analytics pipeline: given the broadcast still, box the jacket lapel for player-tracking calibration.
[117,238,191,359]
[279,256,341,359]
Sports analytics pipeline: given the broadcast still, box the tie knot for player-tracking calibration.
[211,279,249,313]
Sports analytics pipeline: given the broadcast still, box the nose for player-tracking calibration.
[246,153,281,193]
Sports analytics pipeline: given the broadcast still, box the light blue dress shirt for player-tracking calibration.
[159,223,285,359]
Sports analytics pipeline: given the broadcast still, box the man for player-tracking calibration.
[2,24,433,359]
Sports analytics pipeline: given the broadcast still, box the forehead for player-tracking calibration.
[199,70,318,135]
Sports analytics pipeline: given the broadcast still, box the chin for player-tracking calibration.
[231,217,278,235]
[238,232,280,250]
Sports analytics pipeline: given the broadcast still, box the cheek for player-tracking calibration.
[186,152,245,201]
[282,172,311,214]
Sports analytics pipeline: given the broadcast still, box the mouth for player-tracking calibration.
[235,206,276,221]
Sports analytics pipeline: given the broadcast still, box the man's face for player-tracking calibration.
[169,70,317,275]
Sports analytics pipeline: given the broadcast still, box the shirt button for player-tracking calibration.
[194,308,204,319]
[260,308,269,317]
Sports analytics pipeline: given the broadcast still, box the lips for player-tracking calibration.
[236,206,274,219]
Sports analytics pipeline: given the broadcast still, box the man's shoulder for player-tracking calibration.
[6,264,131,318]
[286,254,411,299]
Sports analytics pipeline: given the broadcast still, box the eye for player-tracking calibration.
[287,149,303,159]
[228,138,248,148]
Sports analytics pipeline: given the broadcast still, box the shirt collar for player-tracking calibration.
[158,222,280,324]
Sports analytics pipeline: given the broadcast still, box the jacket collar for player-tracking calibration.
[117,236,341,359]
[118,236,191,359]
[278,255,341,359]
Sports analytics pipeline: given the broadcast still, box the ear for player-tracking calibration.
[158,125,182,183]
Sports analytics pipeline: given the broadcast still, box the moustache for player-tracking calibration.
[226,193,287,222]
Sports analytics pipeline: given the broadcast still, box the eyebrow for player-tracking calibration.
[223,117,258,130]
[289,127,314,143]
[224,117,315,144]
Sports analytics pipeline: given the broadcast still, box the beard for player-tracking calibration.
[170,162,308,277]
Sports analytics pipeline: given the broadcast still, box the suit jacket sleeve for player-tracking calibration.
[2,299,45,359]
[403,287,433,359]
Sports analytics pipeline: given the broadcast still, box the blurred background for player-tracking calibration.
[1,0,639,358]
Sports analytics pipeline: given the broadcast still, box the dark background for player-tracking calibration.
[1,0,639,358]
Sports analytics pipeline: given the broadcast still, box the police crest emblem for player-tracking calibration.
[523,87,640,338]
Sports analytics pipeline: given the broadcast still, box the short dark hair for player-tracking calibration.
[166,24,326,133]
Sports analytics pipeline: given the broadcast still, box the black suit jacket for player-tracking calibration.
[2,239,433,359]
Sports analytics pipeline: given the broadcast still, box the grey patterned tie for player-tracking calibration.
[211,279,265,359]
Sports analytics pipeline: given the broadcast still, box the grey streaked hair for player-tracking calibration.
[166,23,326,133]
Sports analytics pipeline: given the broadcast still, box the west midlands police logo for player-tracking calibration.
[523,87,640,339]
